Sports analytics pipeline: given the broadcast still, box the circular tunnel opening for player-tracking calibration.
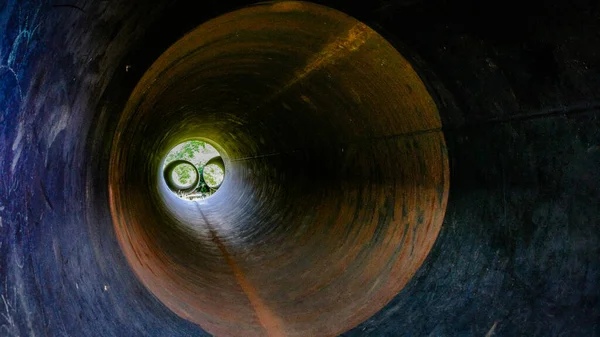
[202,158,225,190]
[162,140,225,200]
[163,160,199,196]
[108,2,449,336]
[5,0,599,336]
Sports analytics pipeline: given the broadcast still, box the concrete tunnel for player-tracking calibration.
[0,0,599,336]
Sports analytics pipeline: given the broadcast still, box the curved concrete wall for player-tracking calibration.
[1,0,599,336]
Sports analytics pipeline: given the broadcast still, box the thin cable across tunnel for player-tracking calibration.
[108,2,448,336]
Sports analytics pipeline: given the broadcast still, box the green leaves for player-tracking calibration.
[165,140,207,167]
[203,164,224,187]
[172,163,195,185]
[164,140,222,199]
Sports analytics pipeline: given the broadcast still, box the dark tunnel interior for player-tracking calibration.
[1,0,599,336]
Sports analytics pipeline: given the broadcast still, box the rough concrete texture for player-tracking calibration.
[1,0,599,336]
[108,4,448,336]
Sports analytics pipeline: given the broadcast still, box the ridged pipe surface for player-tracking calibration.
[109,2,448,336]
[1,0,599,336]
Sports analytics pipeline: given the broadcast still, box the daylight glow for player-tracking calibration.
[163,140,224,200]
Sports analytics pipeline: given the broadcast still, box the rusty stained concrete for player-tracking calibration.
[0,0,599,336]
